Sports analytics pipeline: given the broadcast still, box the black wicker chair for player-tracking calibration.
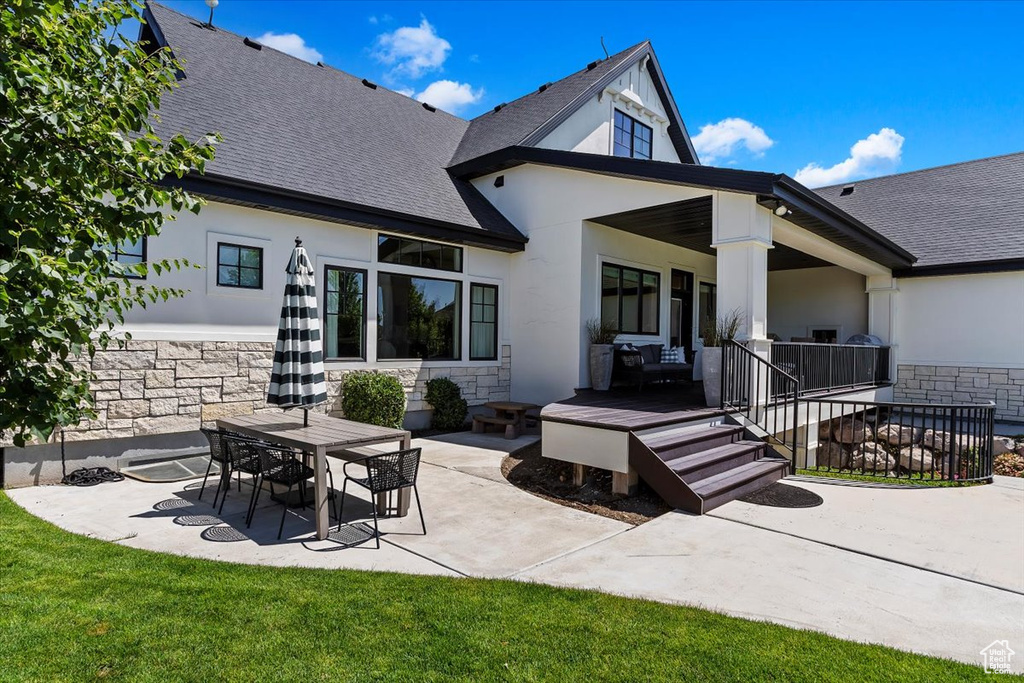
[221,434,269,520]
[246,442,336,539]
[338,448,426,549]
[199,429,262,513]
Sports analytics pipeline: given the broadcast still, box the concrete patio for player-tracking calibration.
[7,431,1024,671]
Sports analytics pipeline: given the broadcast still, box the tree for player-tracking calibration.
[0,0,218,446]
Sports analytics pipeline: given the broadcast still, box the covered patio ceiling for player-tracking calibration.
[588,196,833,271]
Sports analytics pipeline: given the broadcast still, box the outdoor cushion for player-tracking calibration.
[661,347,681,363]
[638,344,662,365]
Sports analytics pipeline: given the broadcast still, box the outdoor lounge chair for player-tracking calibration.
[245,442,336,540]
[337,448,426,549]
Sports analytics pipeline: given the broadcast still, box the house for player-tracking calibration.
[1,3,1020,494]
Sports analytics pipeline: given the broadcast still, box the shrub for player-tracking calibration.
[341,372,406,429]
[585,318,617,345]
[425,377,468,431]
[994,452,1024,478]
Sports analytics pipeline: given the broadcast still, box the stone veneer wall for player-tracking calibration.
[17,340,512,444]
[894,364,1024,422]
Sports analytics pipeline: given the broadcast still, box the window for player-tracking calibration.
[612,110,653,160]
[324,266,366,360]
[378,234,462,273]
[109,237,146,278]
[601,263,660,335]
[698,282,717,338]
[217,243,263,289]
[470,283,498,360]
[377,273,461,360]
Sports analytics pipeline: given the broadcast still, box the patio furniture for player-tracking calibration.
[222,434,268,523]
[338,448,425,549]
[247,442,337,539]
[216,412,411,540]
[473,401,540,439]
[200,428,264,514]
[612,344,692,390]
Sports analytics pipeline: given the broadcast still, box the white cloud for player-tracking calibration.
[368,14,392,25]
[368,16,378,24]
[255,32,323,63]
[691,118,774,164]
[415,80,483,114]
[794,128,905,187]
[372,17,451,80]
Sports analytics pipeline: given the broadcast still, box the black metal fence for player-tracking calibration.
[805,398,995,482]
[771,343,891,396]
[722,340,798,469]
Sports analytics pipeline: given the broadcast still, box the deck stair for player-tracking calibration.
[629,422,788,514]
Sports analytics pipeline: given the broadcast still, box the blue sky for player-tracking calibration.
[159,1,1023,185]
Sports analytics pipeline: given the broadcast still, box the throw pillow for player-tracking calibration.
[661,347,680,363]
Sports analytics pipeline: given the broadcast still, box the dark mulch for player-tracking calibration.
[739,482,824,508]
[501,440,670,525]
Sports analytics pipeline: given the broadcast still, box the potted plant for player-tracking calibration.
[700,310,742,407]
[585,318,617,391]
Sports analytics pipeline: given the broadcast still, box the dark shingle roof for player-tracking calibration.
[449,42,686,167]
[144,3,524,247]
[814,153,1024,270]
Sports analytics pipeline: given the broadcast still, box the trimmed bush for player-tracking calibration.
[994,452,1024,478]
[425,377,468,431]
[341,372,406,429]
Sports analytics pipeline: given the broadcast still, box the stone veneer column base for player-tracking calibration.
[894,364,1024,422]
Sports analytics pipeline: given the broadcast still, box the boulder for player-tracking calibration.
[992,436,1015,456]
[923,429,978,455]
[876,422,922,447]
[818,419,837,440]
[851,441,896,474]
[834,418,875,444]
[898,445,935,474]
[816,442,849,470]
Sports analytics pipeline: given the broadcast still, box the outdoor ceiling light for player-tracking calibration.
[774,204,790,217]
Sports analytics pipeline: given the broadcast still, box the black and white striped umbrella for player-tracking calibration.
[266,239,327,423]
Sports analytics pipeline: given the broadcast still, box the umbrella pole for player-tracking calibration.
[304,408,309,427]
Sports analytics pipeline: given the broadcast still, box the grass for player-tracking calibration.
[796,468,985,487]
[0,493,1010,682]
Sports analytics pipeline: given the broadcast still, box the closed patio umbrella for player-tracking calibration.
[267,238,327,426]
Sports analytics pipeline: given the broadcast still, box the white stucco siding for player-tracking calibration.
[896,271,1024,368]
[537,59,681,163]
[122,201,512,369]
[767,266,868,343]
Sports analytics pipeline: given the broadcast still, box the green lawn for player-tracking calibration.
[0,493,1008,682]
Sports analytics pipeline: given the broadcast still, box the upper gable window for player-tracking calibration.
[613,110,652,160]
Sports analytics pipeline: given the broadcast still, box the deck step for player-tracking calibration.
[691,460,789,513]
[664,440,765,484]
[643,424,745,461]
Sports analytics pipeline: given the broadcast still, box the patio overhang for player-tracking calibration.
[451,147,916,269]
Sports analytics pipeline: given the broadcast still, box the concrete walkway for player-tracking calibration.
[7,432,1024,671]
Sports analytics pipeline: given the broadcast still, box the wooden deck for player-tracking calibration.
[540,384,727,432]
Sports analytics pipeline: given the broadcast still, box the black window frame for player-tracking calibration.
[110,237,148,280]
[216,242,264,290]
[323,265,368,361]
[377,233,463,273]
[469,283,499,361]
[612,109,653,160]
[601,262,661,336]
[376,271,462,362]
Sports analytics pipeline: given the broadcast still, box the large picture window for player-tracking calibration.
[612,110,653,160]
[324,266,366,360]
[601,263,660,335]
[377,273,461,360]
[378,234,463,273]
[217,242,263,289]
[469,283,498,361]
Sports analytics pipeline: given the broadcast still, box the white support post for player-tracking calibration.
[867,273,899,381]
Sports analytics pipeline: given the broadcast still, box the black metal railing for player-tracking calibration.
[770,343,891,396]
[805,398,995,482]
[722,340,799,470]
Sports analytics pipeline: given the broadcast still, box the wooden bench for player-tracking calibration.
[472,414,519,439]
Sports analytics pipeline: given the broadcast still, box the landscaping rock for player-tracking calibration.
[992,436,1015,456]
[923,429,978,455]
[817,442,849,470]
[898,445,935,474]
[851,441,896,474]
[834,418,874,444]
[876,422,922,447]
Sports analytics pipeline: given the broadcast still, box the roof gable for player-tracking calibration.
[448,42,698,167]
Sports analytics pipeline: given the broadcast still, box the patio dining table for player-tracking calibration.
[216,412,411,540]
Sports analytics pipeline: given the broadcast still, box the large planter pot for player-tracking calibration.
[589,344,614,391]
[701,346,722,407]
